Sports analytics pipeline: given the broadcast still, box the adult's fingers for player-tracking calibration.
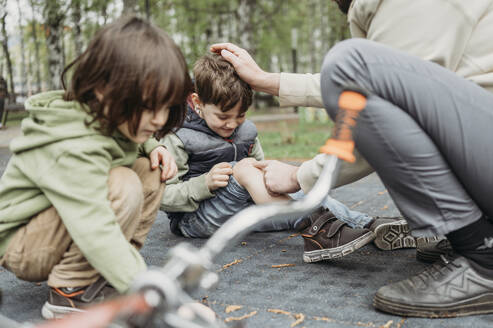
[219,50,241,67]
[210,42,244,55]
[252,160,269,170]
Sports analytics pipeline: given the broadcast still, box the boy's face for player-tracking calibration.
[192,93,246,138]
[118,105,170,143]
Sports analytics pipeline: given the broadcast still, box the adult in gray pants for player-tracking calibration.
[229,38,493,317]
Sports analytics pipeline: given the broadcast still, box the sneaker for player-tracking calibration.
[416,237,453,263]
[302,208,375,263]
[370,217,440,251]
[41,277,118,319]
[373,255,493,318]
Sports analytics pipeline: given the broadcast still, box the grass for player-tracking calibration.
[3,111,28,127]
[257,119,333,160]
[3,107,332,160]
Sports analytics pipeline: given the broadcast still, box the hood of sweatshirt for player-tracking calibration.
[10,90,105,154]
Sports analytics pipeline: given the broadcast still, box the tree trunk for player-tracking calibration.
[71,0,83,57]
[29,0,42,93]
[145,0,150,20]
[44,0,65,90]
[236,0,256,55]
[122,0,139,16]
[16,0,27,98]
[0,12,16,103]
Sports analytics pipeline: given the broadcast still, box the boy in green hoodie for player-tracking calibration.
[0,16,191,318]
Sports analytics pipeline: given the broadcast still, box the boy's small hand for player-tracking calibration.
[206,162,233,191]
[149,146,178,181]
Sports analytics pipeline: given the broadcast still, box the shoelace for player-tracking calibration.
[412,255,459,287]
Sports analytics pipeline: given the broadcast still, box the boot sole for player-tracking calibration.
[373,292,493,318]
[41,301,85,319]
[303,231,375,263]
[373,220,440,251]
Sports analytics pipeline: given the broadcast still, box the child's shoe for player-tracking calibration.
[302,208,374,262]
[41,278,118,319]
[369,217,441,250]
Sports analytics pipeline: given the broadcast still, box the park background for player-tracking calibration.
[0,0,349,159]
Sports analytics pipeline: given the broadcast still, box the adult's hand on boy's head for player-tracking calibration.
[206,162,233,191]
[149,146,178,181]
[210,43,280,96]
[253,160,301,194]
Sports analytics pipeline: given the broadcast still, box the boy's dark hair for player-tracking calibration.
[193,54,253,113]
[62,16,192,139]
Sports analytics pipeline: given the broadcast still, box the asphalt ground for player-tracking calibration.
[1,130,493,327]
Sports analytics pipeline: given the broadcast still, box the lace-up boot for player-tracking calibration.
[374,255,493,317]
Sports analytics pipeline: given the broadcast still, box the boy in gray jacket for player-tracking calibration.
[160,54,294,237]
[160,54,373,245]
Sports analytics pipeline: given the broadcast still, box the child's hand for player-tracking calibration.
[206,162,233,191]
[149,146,178,181]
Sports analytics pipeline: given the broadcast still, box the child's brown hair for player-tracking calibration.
[193,54,253,113]
[62,16,192,139]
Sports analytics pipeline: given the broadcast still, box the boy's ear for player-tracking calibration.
[190,93,204,118]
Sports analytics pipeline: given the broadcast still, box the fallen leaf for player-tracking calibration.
[381,205,388,210]
[271,263,296,268]
[268,309,292,316]
[224,311,257,322]
[281,249,287,252]
[313,316,334,322]
[291,313,305,327]
[225,305,243,313]
[222,259,243,269]
[380,320,393,328]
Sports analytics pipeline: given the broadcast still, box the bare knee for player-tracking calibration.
[233,158,259,187]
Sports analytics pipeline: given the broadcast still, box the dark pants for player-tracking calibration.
[320,39,493,237]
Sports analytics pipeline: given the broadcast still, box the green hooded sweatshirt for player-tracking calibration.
[0,90,161,293]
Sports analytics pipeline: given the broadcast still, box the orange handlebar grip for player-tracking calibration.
[321,90,367,162]
[320,139,356,163]
[338,91,367,112]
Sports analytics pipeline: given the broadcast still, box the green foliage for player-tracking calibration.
[258,119,333,160]
[5,0,349,97]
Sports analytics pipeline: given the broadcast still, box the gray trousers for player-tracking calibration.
[320,39,493,237]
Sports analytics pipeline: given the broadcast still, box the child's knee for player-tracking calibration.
[132,157,162,194]
[232,158,258,185]
[108,166,144,215]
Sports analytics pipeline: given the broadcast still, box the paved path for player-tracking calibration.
[0,126,21,149]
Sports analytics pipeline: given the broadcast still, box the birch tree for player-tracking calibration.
[0,1,15,102]
[16,0,28,97]
[71,0,83,57]
[29,0,42,93]
[44,0,65,90]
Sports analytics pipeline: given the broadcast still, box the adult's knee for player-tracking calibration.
[320,39,373,118]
